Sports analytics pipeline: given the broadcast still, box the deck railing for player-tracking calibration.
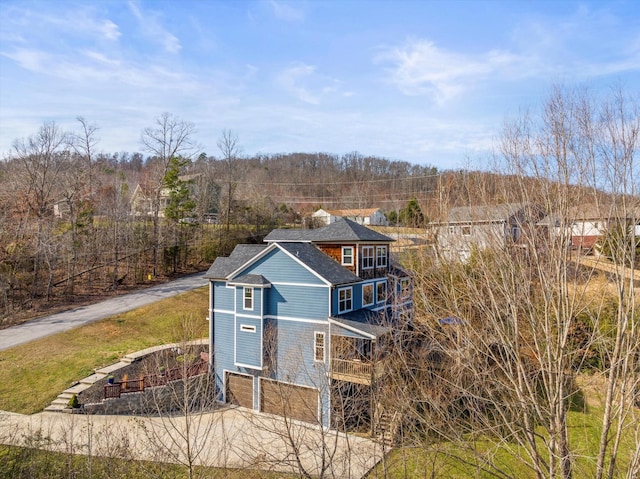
[104,360,208,399]
[330,358,386,385]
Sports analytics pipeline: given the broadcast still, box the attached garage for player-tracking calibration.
[260,379,319,423]
[226,372,253,409]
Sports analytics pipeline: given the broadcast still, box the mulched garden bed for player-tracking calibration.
[77,344,208,405]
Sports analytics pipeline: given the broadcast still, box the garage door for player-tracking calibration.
[260,379,318,423]
[226,372,253,409]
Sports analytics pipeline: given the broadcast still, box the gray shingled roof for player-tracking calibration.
[230,274,271,286]
[331,311,390,338]
[277,242,360,285]
[204,244,268,279]
[264,218,392,243]
[204,241,359,286]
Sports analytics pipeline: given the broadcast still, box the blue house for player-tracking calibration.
[205,219,413,429]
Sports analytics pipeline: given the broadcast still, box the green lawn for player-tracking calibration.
[0,444,293,479]
[0,287,209,414]
[369,407,635,479]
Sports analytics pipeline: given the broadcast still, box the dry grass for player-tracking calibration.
[0,287,208,414]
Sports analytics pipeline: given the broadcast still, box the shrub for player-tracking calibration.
[67,394,79,409]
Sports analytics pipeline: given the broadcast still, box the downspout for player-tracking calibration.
[209,280,214,371]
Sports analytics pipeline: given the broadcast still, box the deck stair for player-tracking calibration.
[376,410,397,449]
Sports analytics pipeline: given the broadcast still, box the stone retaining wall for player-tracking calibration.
[83,374,217,415]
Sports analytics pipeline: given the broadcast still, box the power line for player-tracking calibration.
[230,173,441,187]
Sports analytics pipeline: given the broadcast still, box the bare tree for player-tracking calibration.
[140,113,197,275]
[217,129,242,233]
[396,85,639,479]
[56,118,100,293]
[136,315,219,479]
[12,122,70,299]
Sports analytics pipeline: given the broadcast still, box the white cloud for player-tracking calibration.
[268,0,305,22]
[100,20,121,41]
[81,50,121,66]
[275,64,346,105]
[375,39,524,103]
[1,45,195,92]
[277,64,320,104]
[127,1,181,54]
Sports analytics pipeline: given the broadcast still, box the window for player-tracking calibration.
[362,283,374,306]
[243,287,253,310]
[400,278,411,299]
[314,332,325,362]
[376,246,387,268]
[240,324,256,333]
[342,246,354,266]
[361,246,374,269]
[338,287,352,313]
[377,282,387,303]
[461,225,471,236]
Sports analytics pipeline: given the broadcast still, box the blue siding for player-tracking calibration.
[235,285,262,314]
[213,281,233,311]
[270,320,329,388]
[267,284,329,319]
[235,316,262,368]
[213,311,235,395]
[237,248,325,285]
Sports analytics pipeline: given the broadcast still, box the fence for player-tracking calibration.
[104,360,209,399]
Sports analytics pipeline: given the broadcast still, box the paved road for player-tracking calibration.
[0,273,207,351]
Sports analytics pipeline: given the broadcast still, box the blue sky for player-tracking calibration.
[1,0,638,169]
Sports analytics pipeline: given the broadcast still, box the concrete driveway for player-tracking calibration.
[0,407,382,478]
[0,273,207,351]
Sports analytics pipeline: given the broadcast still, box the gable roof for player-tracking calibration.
[204,241,359,286]
[204,244,268,279]
[264,218,392,243]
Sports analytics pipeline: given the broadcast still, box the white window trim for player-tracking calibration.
[243,287,253,310]
[342,246,354,266]
[240,324,256,333]
[362,283,374,306]
[361,246,374,269]
[338,287,353,313]
[314,331,325,362]
[376,246,387,268]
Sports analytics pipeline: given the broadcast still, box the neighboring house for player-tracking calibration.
[312,208,388,226]
[205,218,413,429]
[130,174,200,217]
[565,205,606,252]
[432,203,544,261]
[543,205,640,254]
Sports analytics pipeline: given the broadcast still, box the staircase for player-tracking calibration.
[376,409,397,449]
[44,340,207,413]
[44,356,139,412]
